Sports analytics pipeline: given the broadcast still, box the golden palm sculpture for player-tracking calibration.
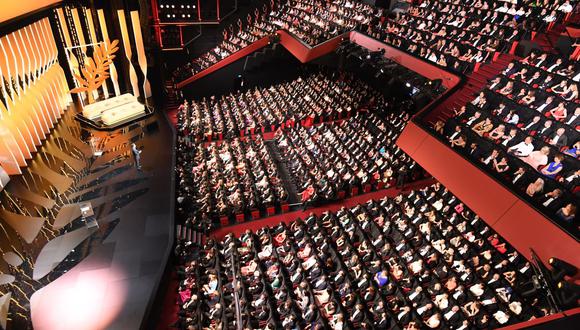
[70,39,119,104]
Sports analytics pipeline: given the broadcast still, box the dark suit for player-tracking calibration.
[550,133,568,148]
[536,126,554,138]
[521,120,542,133]
[564,114,579,127]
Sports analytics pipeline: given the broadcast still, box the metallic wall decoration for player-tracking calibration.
[85,8,110,99]
[97,9,120,96]
[0,19,71,175]
[130,11,151,99]
[0,292,11,330]
[117,10,140,98]
[0,209,45,244]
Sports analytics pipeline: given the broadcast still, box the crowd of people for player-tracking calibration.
[172,0,382,82]
[176,134,289,229]
[269,0,380,46]
[176,72,382,141]
[173,183,552,329]
[434,50,579,235]
[172,8,277,82]
[275,110,420,205]
[172,0,577,82]
[375,0,574,73]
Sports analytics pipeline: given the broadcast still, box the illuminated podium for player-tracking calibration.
[77,93,150,130]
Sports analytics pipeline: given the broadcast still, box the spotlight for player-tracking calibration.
[159,4,163,8]
[405,82,411,88]
[549,257,578,281]
[556,281,580,309]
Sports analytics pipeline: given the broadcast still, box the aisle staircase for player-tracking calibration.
[265,140,301,206]
[164,82,181,127]
[424,53,516,126]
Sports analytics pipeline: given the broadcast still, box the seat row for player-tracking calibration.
[174,182,551,329]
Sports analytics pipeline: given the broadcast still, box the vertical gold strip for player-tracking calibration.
[97,9,120,96]
[130,11,151,99]
[0,36,15,105]
[117,10,140,98]
[85,8,109,99]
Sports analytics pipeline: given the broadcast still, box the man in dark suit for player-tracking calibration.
[521,115,542,133]
[559,169,579,189]
[351,304,365,323]
[539,189,563,212]
[375,312,390,329]
[536,120,554,137]
[467,142,483,160]
[549,128,568,148]
[565,107,579,127]
[302,304,317,323]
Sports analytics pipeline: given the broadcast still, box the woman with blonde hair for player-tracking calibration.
[522,146,550,170]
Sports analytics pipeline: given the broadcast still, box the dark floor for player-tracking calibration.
[23,109,175,330]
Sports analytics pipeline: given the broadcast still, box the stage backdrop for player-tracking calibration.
[0,1,62,24]
[0,18,72,175]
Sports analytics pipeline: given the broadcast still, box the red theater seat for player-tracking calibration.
[363,184,372,193]
[251,210,261,219]
[351,187,359,196]
[281,203,289,213]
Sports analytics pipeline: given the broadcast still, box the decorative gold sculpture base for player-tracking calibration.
[75,94,154,130]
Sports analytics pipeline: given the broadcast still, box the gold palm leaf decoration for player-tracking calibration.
[70,39,119,104]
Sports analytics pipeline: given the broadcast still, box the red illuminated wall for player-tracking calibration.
[177,31,462,91]
[397,122,580,269]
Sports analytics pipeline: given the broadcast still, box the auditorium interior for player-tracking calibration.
[0,0,579,329]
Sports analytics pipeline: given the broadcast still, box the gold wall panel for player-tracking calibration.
[0,209,45,244]
[117,10,140,98]
[85,8,110,99]
[0,19,72,175]
[130,11,151,99]
[97,9,120,96]
[0,1,62,24]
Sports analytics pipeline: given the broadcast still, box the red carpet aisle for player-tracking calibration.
[154,271,180,330]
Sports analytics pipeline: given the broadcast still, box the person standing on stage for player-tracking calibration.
[131,143,142,171]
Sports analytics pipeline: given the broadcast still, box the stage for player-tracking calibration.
[0,107,175,329]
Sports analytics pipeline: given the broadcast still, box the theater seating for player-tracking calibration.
[174,183,550,329]
[435,50,579,236]
[176,72,381,141]
[175,134,288,226]
[172,0,382,83]
[275,111,418,203]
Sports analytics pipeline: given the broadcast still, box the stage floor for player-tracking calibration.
[23,110,175,329]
